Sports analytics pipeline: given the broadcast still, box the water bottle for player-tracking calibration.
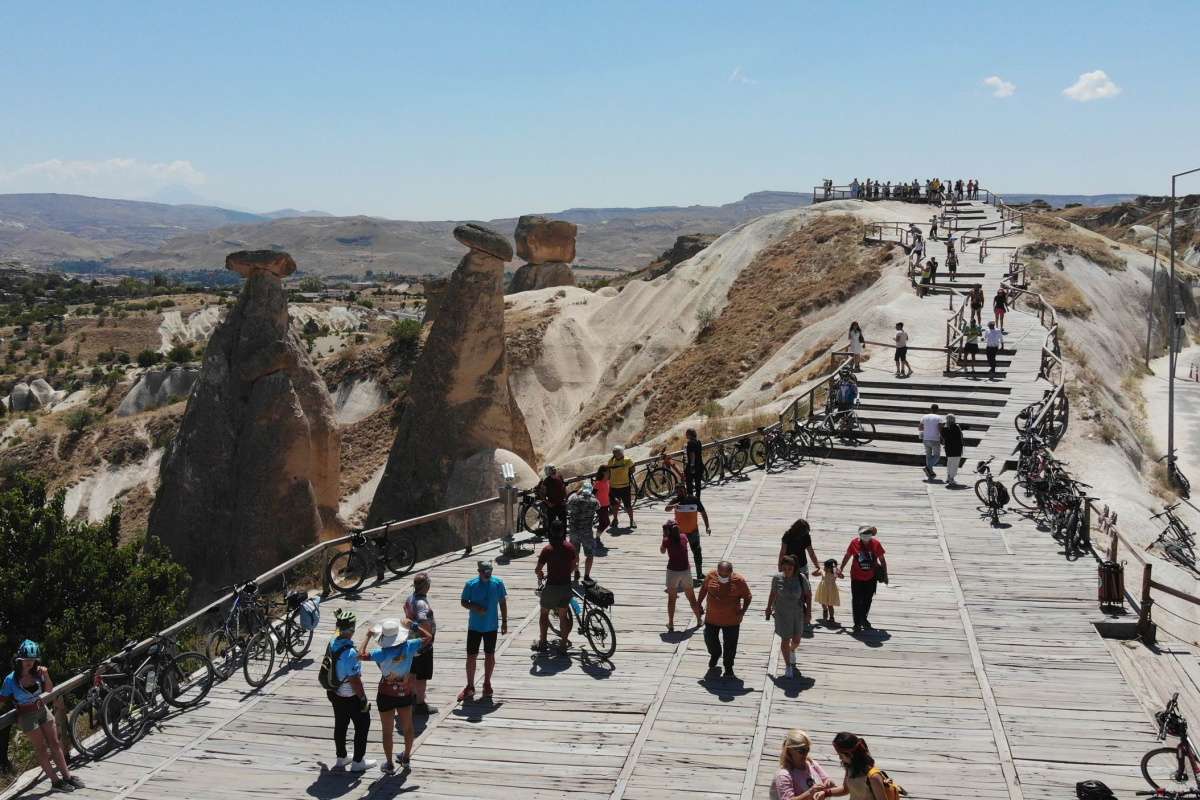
[569,596,582,617]
[145,668,158,696]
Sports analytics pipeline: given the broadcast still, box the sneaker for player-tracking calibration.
[51,779,73,792]
[723,668,736,680]
[531,640,548,652]
[456,685,475,702]
[398,753,411,767]
[349,759,377,772]
[65,777,85,790]
[784,664,794,679]
[382,761,396,773]
[629,522,637,529]
[333,756,352,771]
[852,624,863,634]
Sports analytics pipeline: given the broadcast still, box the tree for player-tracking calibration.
[0,477,189,768]
[136,349,163,368]
[166,344,194,363]
[388,319,422,347]
[298,276,323,293]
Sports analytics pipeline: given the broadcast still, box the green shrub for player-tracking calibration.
[136,349,163,368]
[64,408,97,434]
[388,319,422,346]
[166,344,194,363]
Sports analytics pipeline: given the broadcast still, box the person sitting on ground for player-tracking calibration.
[661,519,703,631]
[771,729,835,800]
[0,641,83,791]
[566,483,600,582]
[533,526,578,652]
[536,464,568,535]
[606,446,636,531]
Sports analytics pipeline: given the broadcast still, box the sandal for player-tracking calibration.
[481,683,493,699]
[456,685,475,702]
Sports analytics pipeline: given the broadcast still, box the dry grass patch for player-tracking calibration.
[505,306,558,370]
[1026,213,1127,272]
[1028,261,1092,318]
[634,214,891,439]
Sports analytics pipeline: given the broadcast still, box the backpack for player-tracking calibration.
[992,482,1010,507]
[1075,780,1116,800]
[585,582,615,608]
[299,596,322,631]
[867,768,908,800]
[318,639,354,692]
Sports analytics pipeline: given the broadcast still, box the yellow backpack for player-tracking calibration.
[868,768,908,800]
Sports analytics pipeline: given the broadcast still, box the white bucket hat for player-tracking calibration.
[370,618,409,648]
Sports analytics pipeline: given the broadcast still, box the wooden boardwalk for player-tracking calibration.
[2,200,1166,799]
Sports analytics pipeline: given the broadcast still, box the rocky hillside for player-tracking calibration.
[1058,194,1200,269]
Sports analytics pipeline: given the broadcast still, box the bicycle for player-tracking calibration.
[702,438,753,485]
[207,581,269,683]
[1014,388,1069,443]
[99,635,215,748]
[535,578,617,659]
[325,526,418,594]
[1150,505,1199,573]
[817,406,875,446]
[973,457,1008,527]
[517,490,547,538]
[1143,693,1200,791]
[634,452,682,500]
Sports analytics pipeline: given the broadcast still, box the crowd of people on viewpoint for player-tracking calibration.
[821,176,982,204]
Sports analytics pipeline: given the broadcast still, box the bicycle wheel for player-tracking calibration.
[582,608,617,659]
[847,417,875,446]
[284,609,314,659]
[1141,746,1197,791]
[384,535,418,577]
[974,478,992,506]
[207,629,240,681]
[101,685,152,747]
[702,454,722,485]
[1014,406,1034,433]
[161,651,215,709]
[749,439,767,469]
[642,467,676,500]
[242,629,276,688]
[728,448,749,475]
[521,503,545,536]
[1011,480,1040,510]
[326,549,368,593]
[133,660,171,718]
[68,697,110,761]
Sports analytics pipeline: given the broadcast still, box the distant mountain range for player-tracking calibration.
[0,190,1139,277]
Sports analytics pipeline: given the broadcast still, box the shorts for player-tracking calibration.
[540,583,572,611]
[570,527,597,556]
[17,703,49,733]
[895,346,908,362]
[376,690,414,712]
[411,648,433,680]
[665,569,692,592]
[965,342,978,354]
[466,629,498,656]
[611,485,632,509]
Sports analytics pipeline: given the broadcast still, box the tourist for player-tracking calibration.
[833,369,858,412]
[533,526,578,652]
[969,285,985,325]
[963,320,982,376]
[607,445,636,531]
[666,482,710,585]
[765,556,807,678]
[814,559,841,627]
[926,256,939,285]
[942,414,964,487]
[0,640,83,791]
[947,246,958,281]
[837,526,888,634]
[847,321,865,372]
[849,178,860,199]
[993,287,1008,331]
[918,403,944,481]
[893,322,911,378]
[697,560,752,678]
[771,729,835,800]
[929,215,938,239]
[362,618,431,771]
[778,517,821,627]
[985,321,1004,379]
[458,560,508,702]
[813,732,898,800]
[326,609,375,772]
[685,428,704,499]
[403,572,436,716]
[593,466,611,543]
[536,464,567,535]
[566,483,600,582]
[661,520,702,631]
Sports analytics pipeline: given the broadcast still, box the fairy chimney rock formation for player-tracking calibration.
[148,249,341,598]
[507,215,577,293]
[367,223,534,551]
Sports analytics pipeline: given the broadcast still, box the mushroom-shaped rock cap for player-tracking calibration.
[453,223,513,262]
[226,250,298,278]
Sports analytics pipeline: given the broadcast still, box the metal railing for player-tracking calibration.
[0,495,504,734]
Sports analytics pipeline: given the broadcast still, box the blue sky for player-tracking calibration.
[1,1,1196,219]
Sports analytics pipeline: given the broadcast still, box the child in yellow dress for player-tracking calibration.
[814,558,841,627]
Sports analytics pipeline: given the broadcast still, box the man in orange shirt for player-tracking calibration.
[697,560,752,679]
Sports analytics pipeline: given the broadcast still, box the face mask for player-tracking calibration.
[717,574,731,584]
[860,533,874,543]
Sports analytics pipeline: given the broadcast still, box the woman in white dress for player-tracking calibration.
[847,322,865,372]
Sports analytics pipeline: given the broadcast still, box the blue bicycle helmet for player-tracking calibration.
[15,640,41,660]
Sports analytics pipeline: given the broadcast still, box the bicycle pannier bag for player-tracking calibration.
[1075,780,1115,800]
[299,596,322,631]
[318,639,353,691]
[866,767,907,799]
[585,582,615,608]
[993,482,1010,507]
[1097,561,1124,606]
[286,590,308,609]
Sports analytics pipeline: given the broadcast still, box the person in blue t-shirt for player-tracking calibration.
[457,560,508,703]
[325,609,375,773]
[360,618,431,772]
[0,640,82,791]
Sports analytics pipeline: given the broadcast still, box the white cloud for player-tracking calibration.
[728,66,757,85]
[1063,70,1121,102]
[0,157,207,197]
[982,75,1016,98]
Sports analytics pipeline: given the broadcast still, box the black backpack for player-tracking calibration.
[1075,780,1115,800]
[585,582,615,608]
[318,639,354,692]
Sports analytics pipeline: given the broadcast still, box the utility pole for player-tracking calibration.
[1167,167,1200,494]
[1146,223,1160,367]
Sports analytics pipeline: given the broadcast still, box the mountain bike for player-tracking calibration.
[1053,493,1091,561]
[795,417,833,460]
[634,452,682,500]
[207,581,268,682]
[99,635,214,747]
[1015,388,1069,442]
[517,491,547,538]
[974,457,1008,526]
[536,578,617,659]
[702,438,752,485]
[1149,505,1199,573]
[1143,693,1200,791]
[68,643,139,759]
[325,527,418,593]
[816,406,875,446]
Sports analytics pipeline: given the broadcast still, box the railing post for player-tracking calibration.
[1138,563,1156,646]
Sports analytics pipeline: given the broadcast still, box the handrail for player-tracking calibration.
[778,356,855,432]
[0,495,503,733]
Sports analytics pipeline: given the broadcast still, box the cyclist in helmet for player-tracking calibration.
[1,640,84,790]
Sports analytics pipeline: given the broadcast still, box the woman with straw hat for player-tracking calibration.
[361,618,432,772]
[771,729,834,800]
